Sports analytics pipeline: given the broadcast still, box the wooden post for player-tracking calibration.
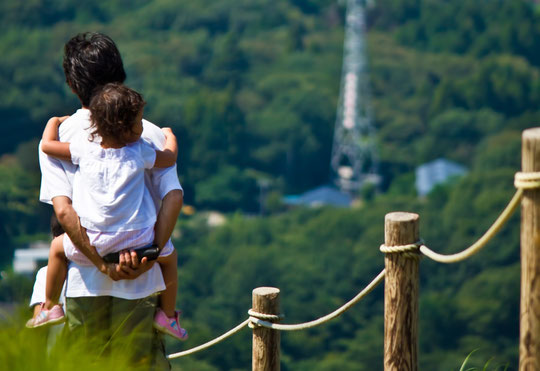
[519,128,540,370]
[383,212,419,371]
[252,287,280,371]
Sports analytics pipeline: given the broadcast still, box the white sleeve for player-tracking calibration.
[140,140,157,169]
[152,164,183,199]
[38,141,74,204]
[141,120,183,199]
[69,136,85,165]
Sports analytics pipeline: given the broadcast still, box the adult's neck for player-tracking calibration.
[101,138,126,149]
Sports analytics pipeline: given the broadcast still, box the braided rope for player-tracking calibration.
[247,309,284,321]
[515,171,540,189]
[419,189,522,263]
[249,269,385,331]
[168,270,385,357]
[379,242,419,253]
[247,309,285,329]
[167,319,250,359]
[419,172,539,263]
[379,241,423,260]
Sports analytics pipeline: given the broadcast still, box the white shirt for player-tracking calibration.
[70,137,157,232]
[38,108,182,299]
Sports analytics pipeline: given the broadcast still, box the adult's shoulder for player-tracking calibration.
[58,109,92,142]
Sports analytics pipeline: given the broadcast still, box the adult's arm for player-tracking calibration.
[52,196,109,276]
[52,196,153,280]
[154,189,183,249]
[140,120,184,250]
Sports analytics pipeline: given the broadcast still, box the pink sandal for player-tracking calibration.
[153,308,188,340]
[26,303,65,328]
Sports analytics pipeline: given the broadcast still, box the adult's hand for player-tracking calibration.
[115,249,156,280]
[101,262,126,281]
[100,260,155,281]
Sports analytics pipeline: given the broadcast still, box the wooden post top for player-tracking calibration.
[252,287,281,316]
[253,287,280,296]
[385,212,419,223]
[522,128,540,173]
[384,212,419,246]
[523,127,540,139]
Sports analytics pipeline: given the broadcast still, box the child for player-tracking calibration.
[27,83,187,341]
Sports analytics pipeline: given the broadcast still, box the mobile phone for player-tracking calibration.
[103,243,160,264]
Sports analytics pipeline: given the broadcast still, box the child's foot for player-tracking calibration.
[26,303,65,328]
[153,308,188,340]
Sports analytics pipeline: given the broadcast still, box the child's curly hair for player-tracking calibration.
[89,83,145,145]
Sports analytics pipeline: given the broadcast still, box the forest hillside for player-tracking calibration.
[1,0,539,370]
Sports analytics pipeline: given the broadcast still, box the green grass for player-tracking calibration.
[0,307,150,371]
[460,350,510,371]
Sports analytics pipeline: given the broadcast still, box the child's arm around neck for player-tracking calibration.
[153,127,178,168]
[41,116,72,162]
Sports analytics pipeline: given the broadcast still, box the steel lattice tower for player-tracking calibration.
[330,0,380,194]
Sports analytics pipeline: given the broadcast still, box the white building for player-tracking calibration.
[415,158,467,197]
[13,241,50,274]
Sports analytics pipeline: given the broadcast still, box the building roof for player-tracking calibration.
[284,185,352,207]
[415,158,467,196]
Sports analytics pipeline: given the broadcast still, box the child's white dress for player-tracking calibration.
[63,137,173,266]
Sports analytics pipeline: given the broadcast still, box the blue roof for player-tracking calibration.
[415,158,467,196]
[284,185,352,207]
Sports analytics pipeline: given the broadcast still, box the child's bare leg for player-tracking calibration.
[44,235,67,310]
[157,249,178,317]
[153,190,181,317]
[32,304,42,318]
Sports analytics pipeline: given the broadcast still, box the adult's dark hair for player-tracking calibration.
[89,83,146,145]
[63,32,126,107]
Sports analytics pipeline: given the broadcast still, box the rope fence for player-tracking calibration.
[168,270,385,359]
[166,166,540,370]
[249,269,385,331]
[167,319,250,359]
